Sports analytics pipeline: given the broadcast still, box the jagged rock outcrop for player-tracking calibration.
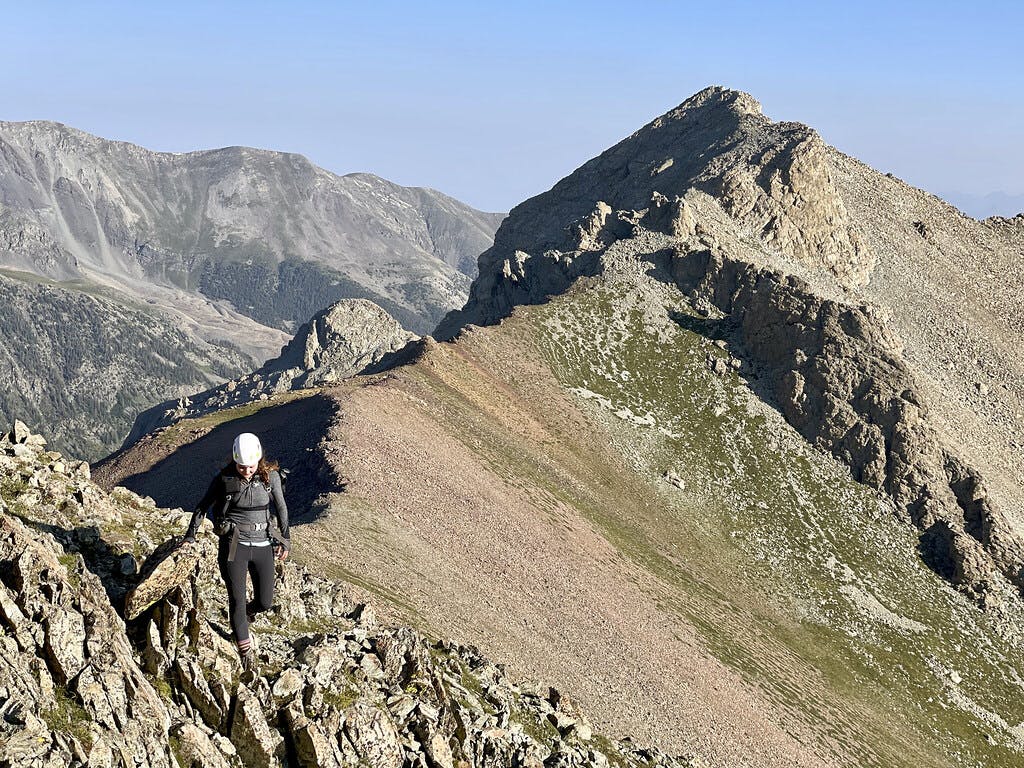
[123,298,418,445]
[708,131,871,283]
[0,434,174,765]
[1,424,695,768]
[435,87,871,341]
[662,196,1024,604]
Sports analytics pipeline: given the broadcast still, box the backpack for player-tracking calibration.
[213,468,289,535]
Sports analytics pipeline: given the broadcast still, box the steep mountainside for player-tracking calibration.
[436,86,1024,605]
[97,271,1024,767]
[0,270,254,460]
[0,121,503,335]
[825,159,1024,523]
[436,91,1024,528]
[0,121,501,458]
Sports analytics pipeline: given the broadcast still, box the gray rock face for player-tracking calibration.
[436,87,869,340]
[0,121,502,336]
[0,426,692,768]
[0,473,173,766]
[123,298,418,445]
[666,211,1023,605]
[468,180,1024,602]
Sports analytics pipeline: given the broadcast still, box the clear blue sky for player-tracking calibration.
[3,1,1022,214]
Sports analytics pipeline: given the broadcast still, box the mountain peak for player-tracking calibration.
[436,86,864,340]
[663,85,764,121]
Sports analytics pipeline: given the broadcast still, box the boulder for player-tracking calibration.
[125,545,203,620]
[230,688,285,767]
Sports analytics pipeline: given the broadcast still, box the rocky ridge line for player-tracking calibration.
[123,298,418,447]
[0,422,699,768]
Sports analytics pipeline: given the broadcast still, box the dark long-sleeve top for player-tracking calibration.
[185,469,289,548]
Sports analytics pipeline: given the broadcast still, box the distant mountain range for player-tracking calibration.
[0,121,503,457]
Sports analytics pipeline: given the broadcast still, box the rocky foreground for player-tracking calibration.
[0,422,695,768]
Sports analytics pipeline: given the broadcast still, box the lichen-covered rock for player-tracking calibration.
[230,687,285,767]
[344,702,404,768]
[125,545,203,620]
[285,699,349,767]
[0,507,173,768]
[169,721,234,768]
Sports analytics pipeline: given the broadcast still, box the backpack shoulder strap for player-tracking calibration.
[222,474,243,496]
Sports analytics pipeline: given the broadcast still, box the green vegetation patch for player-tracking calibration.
[520,279,1024,768]
[155,389,318,448]
[41,683,93,751]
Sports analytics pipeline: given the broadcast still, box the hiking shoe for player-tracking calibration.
[239,651,258,684]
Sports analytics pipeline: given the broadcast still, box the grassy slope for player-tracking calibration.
[99,269,1024,766]
[300,273,1024,767]
[522,279,1024,767]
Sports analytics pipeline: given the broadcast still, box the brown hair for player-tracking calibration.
[223,456,279,485]
[256,457,279,485]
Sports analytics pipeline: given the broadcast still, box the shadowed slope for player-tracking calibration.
[94,393,342,521]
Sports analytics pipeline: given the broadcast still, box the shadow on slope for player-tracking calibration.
[110,394,342,524]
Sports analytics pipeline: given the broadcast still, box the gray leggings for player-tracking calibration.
[217,537,275,642]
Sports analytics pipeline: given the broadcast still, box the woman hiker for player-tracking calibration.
[181,432,290,672]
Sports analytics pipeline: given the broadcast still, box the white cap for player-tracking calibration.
[232,433,263,466]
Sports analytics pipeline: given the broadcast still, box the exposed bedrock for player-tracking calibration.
[447,181,1024,605]
[122,298,418,447]
[662,203,1023,604]
[432,85,1024,608]
[436,87,872,341]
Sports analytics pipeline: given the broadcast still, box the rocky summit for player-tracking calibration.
[122,298,419,447]
[1,423,692,768]
[437,85,1024,610]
